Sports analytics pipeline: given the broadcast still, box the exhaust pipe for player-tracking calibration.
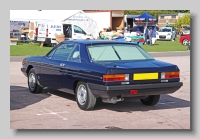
[102,97,124,104]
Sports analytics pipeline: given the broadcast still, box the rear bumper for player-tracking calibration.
[87,82,183,98]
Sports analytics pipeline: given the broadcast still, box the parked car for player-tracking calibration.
[178,24,189,35]
[156,27,176,40]
[165,25,177,37]
[181,26,190,36]
[21,40,183,110]
[180,34,190,45]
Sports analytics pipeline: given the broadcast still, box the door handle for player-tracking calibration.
[60,63,65,67]
[74,34,76,35]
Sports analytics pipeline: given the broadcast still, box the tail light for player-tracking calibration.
[35,28,38,36]
[103,74,129,82]
[161,72,180,79]
[46,29,48,37]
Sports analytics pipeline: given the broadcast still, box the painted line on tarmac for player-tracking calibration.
[37,108,69,121]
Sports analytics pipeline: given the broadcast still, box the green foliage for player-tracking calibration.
[174,14,190,28]
[10,43,52,56]
[124,10,190,18]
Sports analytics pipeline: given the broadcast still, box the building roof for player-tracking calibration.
[158,14,178,16]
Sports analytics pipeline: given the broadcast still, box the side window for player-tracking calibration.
[68,44,81,63]
[51,43,76,61]
[46,48,57,58]
[74,25,86,34]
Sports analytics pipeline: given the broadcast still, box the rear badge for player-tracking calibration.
[121,82,129,85]
[161,80,168,82]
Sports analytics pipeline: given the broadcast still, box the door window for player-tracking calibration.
[51,43,76,61]
[74,25,86,34]
[68,44,81,63]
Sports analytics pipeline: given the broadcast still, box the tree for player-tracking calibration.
[174,14,190,28]
[124,10,190,18]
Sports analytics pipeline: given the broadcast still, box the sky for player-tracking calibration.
[10,10,81,22]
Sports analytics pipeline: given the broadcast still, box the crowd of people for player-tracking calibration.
[98,25,159,46]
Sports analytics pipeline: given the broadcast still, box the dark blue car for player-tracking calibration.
[21,40,183,110]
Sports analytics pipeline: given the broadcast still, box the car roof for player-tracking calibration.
[161,27,172,29]
[62,40,138,45]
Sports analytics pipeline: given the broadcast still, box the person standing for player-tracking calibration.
[148,27,153,46]
[143,25,149,44]
[127,25,132,33]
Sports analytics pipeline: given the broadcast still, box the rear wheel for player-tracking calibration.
[140,95,160,106]
[75,82,96,110]
[182,39,189,46]
[28,68,43,93]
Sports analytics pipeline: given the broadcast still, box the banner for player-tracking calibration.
[37,23,47,38]
[10,21,30,33]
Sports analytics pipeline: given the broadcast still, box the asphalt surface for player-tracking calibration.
[10,55,190,129]
[10,51,190,62]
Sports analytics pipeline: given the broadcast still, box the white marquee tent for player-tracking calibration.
[10,10,99,39]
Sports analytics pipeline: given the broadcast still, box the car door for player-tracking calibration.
[61,43,82,94]
[73,25,86,39]
[39,42,77,90]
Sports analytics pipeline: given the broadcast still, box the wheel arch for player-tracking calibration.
[26,65,34,75]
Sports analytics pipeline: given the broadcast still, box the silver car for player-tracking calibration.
[181,26,190,36]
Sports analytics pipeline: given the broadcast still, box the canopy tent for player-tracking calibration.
[133,12,157,32]
[10,10,99,39]
[135,12,156,21]
[135,12,156,25]
[62,11,99,39]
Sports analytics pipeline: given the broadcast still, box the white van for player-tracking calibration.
[36,23,94,46]
[44,22,63,46]
[63,23,94,40]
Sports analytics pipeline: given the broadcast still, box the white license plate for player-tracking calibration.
[37,37,46,42]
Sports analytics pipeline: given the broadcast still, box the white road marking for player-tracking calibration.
[158,102,176,107]
[37,108,69,121]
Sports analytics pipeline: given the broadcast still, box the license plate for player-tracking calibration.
[37,37,46,42]
[133,73,158,80]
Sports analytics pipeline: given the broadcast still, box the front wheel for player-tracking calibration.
[28,68,43,93]
[182,39,189,46]
[140,95,160,106]
[75,82,96,110]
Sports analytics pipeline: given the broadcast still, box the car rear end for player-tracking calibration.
[86,43,183,100]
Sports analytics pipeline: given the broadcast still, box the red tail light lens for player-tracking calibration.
[130,90,138,95]
[161,72,180,79]
[46,29,48,37]
[35,28,38,36]
[103,74,129,82]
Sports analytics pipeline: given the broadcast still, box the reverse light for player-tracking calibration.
[161,72,180,79]
[103,74,129,82]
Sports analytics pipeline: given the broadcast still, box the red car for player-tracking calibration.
[180,34,190,46]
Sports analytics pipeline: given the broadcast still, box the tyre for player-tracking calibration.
[182,39,189,46]
[28,68,43,93]
[140,95,160,106]
[75,82,96,110]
